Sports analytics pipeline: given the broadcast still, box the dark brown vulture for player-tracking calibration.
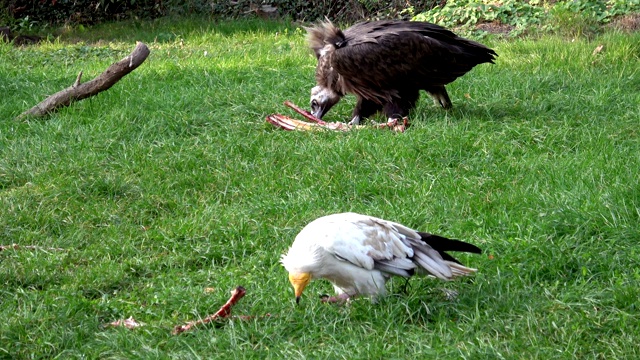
[306,20,498,125]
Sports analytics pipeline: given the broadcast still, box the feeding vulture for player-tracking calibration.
[306,20,498,125]
[281,212,482,303]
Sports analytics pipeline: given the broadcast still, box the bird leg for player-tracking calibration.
[400,277,412,294]
[425,86,452,109]
[350,97,382,125]
[348,115,361,125]
[382,117,409,132]
[440,288,459,300]
[320,293,353,303]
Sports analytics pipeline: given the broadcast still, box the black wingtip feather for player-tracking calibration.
[418,232,482,254]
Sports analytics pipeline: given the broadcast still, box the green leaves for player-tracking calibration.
[413,0,640,36]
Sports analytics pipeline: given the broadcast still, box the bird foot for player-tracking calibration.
[374,117,408,132]
[320,293,352,303]
[348,116,361,126]
[440,288,459,300]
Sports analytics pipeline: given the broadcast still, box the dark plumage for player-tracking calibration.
[306,20,498,124]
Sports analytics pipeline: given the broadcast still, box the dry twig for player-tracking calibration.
[0,244,66,252]
[172,286,247,335]
[17,42,150,120]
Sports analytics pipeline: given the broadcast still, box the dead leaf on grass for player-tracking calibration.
[592,44,605,56]
[105,316,145,329]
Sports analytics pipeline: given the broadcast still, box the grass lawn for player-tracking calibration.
[1,17,639,359]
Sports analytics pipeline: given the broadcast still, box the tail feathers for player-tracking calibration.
[374,257,416,278]
[376,228,481,281]
[438,251,465,265]
[412,251,478,280]
[417,232,481,266]
[446,261,477,277]
[413,249,453,280]
[418,232,482,254]
[459,40,498,65]
[394,20,498,64]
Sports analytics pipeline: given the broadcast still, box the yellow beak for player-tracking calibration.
[289,272,311,304]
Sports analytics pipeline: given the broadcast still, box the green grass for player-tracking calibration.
[1,17,639,359]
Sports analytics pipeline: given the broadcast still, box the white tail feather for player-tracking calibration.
[446,261,477,277]
[413,251,453,280]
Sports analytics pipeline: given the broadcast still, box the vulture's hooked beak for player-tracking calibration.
[311,107,325,120]
[289,272,311,305]
[310,86,341,120]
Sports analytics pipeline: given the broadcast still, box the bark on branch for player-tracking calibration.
[17,41,150,120]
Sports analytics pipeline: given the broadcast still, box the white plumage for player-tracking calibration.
[281,212,481,302]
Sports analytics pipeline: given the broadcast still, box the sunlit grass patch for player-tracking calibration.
[1,17,639,359]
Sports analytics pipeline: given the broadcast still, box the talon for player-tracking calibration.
[320,293,353,303]
[441,288,459,300]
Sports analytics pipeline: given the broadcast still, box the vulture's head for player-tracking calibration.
[306,20,345,119]
[310,85,341,119]
[288,272,311,304]
[281,236,325,304]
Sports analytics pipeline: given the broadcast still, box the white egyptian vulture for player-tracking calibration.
[281,212,482,303]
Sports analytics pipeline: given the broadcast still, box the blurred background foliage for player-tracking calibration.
[0,1,638,39]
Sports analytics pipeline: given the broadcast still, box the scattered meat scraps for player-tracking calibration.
[105,317,145,329]
[266,101,407,132]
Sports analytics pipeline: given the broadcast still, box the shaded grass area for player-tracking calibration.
[1,17,639,358]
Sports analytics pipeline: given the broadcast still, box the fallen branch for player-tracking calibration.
[267,101,407,132]
[283,100,328,125]
[172,286,247,335]
[0,244,66,252]
[17,42,150,120]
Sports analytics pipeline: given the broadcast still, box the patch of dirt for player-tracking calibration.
[1,26,43,46]
[609,13,640,33]
[475,21,515,35]
[474,14,639,37]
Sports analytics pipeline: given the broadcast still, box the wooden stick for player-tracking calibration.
[172,286,247,335]
[283,100,328,125]
[17,42,150,120]
[0,244,66,252]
